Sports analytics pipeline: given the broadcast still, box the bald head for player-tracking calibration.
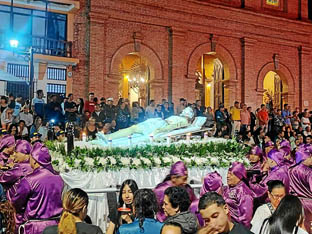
[161,223,182,234]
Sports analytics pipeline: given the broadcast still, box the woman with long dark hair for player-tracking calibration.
[260,195,307,234]
[117,189,163,234]
[106,179,139,234]
[0,184,16,234]
[43,188,103,234]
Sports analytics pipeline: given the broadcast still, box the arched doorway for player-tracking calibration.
[195,54,227,109]
[119,54,151,106]
[263,71,288,109]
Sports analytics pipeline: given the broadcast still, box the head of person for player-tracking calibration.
[261,104,266,110]
[58,188,88,234]
[0,184,15,233]
[179,98,185,105]
[168,161,188,186]
[14,140,31,163]
[200,172,223,196]
[0,135,15,155]
[234,101,239,108]
[267,180,286,209]
[107,97,113,106]
[8,124,17,136]
[68,93,74,101]
[34,116,43,128]
[156,104,162,112]
[247,145,263,164]
[161,222,183,234]
[0,96,7,105]
[18,120,26,129]
[88,92,94,102]
[267,149,284,168]
[30,142,54,172]
[164,102,169,109]
[23,105,30,113]
[36,90,43,99]
[118,179,139,207]
[306,136,312,144]
[133,189,158,229]
[78,98,84,105]
[163,186,191,217]
[227,162,246,187]
[88,117,96,126]
[150,99,155,107]
[56,130,66,142]
[94,104,101,112]
[268,195,304,234]
[198,192,231,233]
[30,132,42,144]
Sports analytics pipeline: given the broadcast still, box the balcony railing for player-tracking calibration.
[0,33,73,58]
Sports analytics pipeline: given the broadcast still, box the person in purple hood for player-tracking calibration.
[223,162,254,228]
[153,161,197,222]
[278,139,294,167]
[289,148,312,232]
[10,142,64,234]
[249,149,290,199]
[0,140,33,191]
[0,134,15,166]
[189,171,223,227]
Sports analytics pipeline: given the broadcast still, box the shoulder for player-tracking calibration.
[231,222,254,234]
[43,225,58,234]
[76,222,103,234]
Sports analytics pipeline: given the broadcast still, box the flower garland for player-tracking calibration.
[46,140,250,173]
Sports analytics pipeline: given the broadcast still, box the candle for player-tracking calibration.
[186,133,191,144]
[128,135,132,147]
[166,135,171,146]
[108,138,112,148]
[149,134,154,143]
[82,132,87,142]
[204,132,208,141]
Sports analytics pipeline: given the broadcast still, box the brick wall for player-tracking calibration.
[72,0,312,110]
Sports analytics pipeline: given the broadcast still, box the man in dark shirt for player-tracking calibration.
[198,192,254,234]
[64,94,77,122]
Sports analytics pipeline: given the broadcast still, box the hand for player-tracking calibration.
[120,214,132,224]
[197,224,219,234]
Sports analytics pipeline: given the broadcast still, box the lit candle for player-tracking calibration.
[108,138,112,148]
[204,132,208,141]
[128,135,132,147]
[149,134,154,143]
[186,133,191,144]
[166,135,171,146]
[82,132,87,142]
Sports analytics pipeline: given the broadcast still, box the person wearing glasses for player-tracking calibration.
[250,180,286,234]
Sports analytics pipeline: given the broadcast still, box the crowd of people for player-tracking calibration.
[0,90,312,233]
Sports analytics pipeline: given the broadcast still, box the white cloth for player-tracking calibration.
[251,204,272,234]
[60,167,229,232]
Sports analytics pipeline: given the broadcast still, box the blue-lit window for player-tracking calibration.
[47,67,67,81]
[47,84,66,94]
[7,63,29,82]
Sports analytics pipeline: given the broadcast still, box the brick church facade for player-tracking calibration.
[71,0,312,110]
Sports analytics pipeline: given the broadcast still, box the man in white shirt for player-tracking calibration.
[145,100,156,118]
[19,106,33,128]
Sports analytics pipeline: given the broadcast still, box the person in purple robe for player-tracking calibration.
[189,171,223,227]
[249,149,290,199]
[10,142,64,234]
[153,161,197,222]
[223,162,254,228]
[264,141,274,157]
[0,134,15,166]
[246,145,264,184]
[289,149,312,232]
[278,139,294,167]
[0,140,33,196]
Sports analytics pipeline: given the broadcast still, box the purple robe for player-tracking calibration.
[153,180,196,222]
[11,167,64,234]
[0,152,9,166]
[0,161,32,189]
[249,165,290,198]
[223,182,254,228]
[289,164,312,231]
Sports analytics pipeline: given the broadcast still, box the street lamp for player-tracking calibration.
[9,39,34,101]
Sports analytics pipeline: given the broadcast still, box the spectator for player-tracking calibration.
[163,102,172,119]
[291,111,300,131]
[176,98,186,115]
[84,92,96,113]
[77,98,84,115]
[64,94,77,122]
[31,90,45,119]
[145,100,156,118]
[0,184,16,234]
[30,116,47,141]
[105,98,116,122]
[198,192,253,234]
[106,179,139,234]
[163,186,198,234]
[130,102,142,123]
[251,180,286,234]
[80,117,97,140]
[248,106,256,132]
[215,105,227,136]
[8,124,17,138]
[260,195,307,234]
[230,101,241,136]
[117,189,163,234]
[12,95,22,124]
[45,95,63,124]
[195,100,204,117]
[1,104,14,130]
[301,112,311,131]
[43,188,103,234]
[0,96,8,116]
[282,104,292,128]
[258,104,269,133]
[100,97,106,110]
[240,104,250,134]
[161,222,183,234]
[155,104,165,119]
[17,120,28,139]
[91,104,106,125]
[19,105,33,129]
[116,101,130,130]
[204,107,214,128]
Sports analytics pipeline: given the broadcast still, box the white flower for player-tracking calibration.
[141,158,152,165]
[210,157,219,166]
[132,158,141,166]
[74,159,82,168]
[195,157,203,165]
[163,157,172,164]
[109,157,117,165]
[154,157,162,166]
[120,157,131,166]
[183,157,192,164]
[84,157,94,166]
[171,156,180,163]
[99,157,107,165]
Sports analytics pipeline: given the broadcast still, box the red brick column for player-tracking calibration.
[299,46,312,110]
